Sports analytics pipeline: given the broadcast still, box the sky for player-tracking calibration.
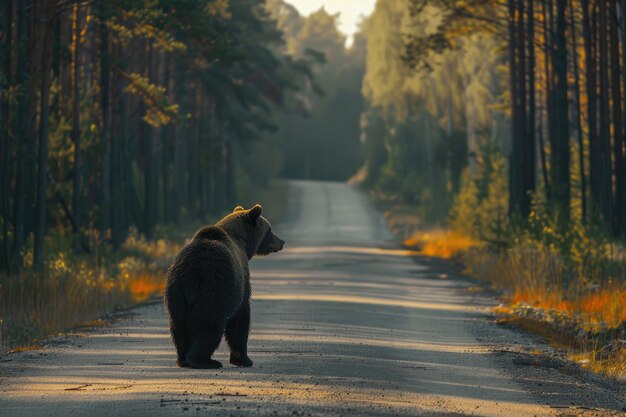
[286,0,377,47]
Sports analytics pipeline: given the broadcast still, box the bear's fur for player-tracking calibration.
[165,204,285,369]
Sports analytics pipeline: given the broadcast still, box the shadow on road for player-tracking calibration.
[1,181,623,416]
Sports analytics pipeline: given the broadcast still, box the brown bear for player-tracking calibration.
[165,204,285,369]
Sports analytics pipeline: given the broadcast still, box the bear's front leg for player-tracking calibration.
[225,301,253,367]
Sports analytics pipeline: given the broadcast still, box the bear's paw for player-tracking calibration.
[230,352,253,367]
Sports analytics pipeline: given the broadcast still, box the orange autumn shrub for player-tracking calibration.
[404,229,478,259]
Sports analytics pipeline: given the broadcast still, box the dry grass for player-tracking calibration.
[128,277,165,303]
[461,244,626,328]
[0,231,179,351]
[74,319,109,328]
[510,286,626,328]
[0,181,289,352]
[462,244,626,379]
[571,350,626,379]
[404,229,478,259]
[8,345,43,354]
[496,314,578,350]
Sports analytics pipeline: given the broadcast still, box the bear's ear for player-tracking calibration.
[247,204,263,222]
[233,206,244,213]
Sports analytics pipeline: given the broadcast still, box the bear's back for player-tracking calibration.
[192,225,229,242]
[168,235,239,286]
[166,227,248,318]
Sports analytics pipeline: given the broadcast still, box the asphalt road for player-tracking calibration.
[0,180,623,416]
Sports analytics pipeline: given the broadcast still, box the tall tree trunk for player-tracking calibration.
[24,0,43,245]
[553,0,570,227]
[213,105,226,214]
[611,0,625,236]
[508,0,534,220]
[538,117,550,193]
[621,0,626,236]
[119,90,131,243]
[99,1,111,234]
[198,94,208,219]
[547,0,558,200]
[162,55,176,223]
[0,0,11,271]
[210,104,219,215]
[143,41,157,239]
[173,79,187,222]
[51,14,60,117]
[541,0,553,197]
[110,67,125,248]
[582,0,600,222]
[523,0,536,218]
[597,0,613,228]
[508,0,521,219]
[570,0,587,223]
[34,1,55,268]
[71,3,81,235]
[10,0,28,275]
[187,81,200,220]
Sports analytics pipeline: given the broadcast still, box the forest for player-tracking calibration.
[1,0,625,376]
[363,0,626,376]
[0,0,313,270]
[0,0,321,347]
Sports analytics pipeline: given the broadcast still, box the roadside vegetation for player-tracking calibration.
[0,179,286,352]
[375,150,626,378]
[0,231,179,349]
[354,1,626,380]
[403,150,626,378]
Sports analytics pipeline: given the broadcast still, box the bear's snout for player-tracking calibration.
[269,236,285,252]
[257,230,285,255]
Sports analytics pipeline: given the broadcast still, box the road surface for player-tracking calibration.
[0,180,623,416]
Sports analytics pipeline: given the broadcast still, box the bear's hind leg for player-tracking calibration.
[225,301,253,367]
[173,328,190,367]
[186,326,224,369]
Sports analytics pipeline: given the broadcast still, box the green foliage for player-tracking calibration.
[520,199,620,287]
[358,0,504,223]
[123,72,179,127]
[451,144,621,290]
[449,145,509,241]
[359,109,388,187]
[106,7,187,52]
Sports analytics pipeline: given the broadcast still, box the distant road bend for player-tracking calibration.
[0,180,623,416]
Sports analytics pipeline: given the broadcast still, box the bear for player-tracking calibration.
[164,204,285,369]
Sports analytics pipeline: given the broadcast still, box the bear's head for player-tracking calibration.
[216,204,285,259]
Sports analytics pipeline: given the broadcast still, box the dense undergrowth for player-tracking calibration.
[0,229,181,351]
[380,152,626,379]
